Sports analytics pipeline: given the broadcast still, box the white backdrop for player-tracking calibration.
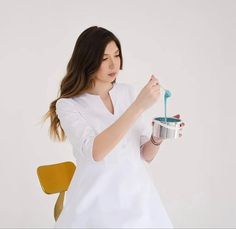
[0,0,235,228]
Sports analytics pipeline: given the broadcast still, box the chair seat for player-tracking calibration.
[37,161,76,221]
[37,161,76,194]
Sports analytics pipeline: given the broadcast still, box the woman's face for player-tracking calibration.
[94,41,121,83]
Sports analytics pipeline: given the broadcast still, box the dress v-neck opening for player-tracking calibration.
[84,83,116,117]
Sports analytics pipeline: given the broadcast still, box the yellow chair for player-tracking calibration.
[37,161,76,221]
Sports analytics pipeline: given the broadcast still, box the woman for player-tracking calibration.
[43,26,182,228]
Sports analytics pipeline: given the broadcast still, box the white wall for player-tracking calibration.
[0,0,235,227]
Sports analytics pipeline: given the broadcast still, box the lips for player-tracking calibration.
[108,72,116,77]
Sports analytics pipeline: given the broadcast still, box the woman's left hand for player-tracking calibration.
[172,114,185,138]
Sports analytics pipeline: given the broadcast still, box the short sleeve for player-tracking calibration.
[56,98,97,163]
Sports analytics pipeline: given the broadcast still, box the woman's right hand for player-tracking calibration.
[134,75,161,111]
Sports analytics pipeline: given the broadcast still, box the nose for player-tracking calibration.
[109,58,115,69]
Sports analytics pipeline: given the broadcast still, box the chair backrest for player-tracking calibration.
[37,161,76,221]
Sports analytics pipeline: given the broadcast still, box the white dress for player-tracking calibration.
[54,82,173,228]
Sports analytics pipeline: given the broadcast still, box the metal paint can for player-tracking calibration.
[152,117,182,139]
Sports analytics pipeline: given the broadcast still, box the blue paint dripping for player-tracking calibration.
[164,89,172,123]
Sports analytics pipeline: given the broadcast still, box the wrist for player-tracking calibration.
[150,134,163,146]
[131,101,144,115]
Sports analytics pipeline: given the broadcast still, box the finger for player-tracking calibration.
[148,75,159,87]
[152,85,161,93]
[150,80,160,89]
[151,75,158,82]
[152,81,160,87]
[173,114,180,119]
[148,75,155,82]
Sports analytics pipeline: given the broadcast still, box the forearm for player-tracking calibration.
[140,137,162,163]
[93,102,144,161]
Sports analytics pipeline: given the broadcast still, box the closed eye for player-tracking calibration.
[103,55,120,61]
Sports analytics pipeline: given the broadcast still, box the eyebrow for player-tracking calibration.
[104,49,119,55]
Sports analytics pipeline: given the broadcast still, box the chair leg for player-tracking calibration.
[54,192,65,221]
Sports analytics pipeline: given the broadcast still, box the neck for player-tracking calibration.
[86,82,114,97]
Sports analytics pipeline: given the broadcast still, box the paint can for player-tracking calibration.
[152,117,182,139]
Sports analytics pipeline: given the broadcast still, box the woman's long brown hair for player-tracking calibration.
[42,26,123,142]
